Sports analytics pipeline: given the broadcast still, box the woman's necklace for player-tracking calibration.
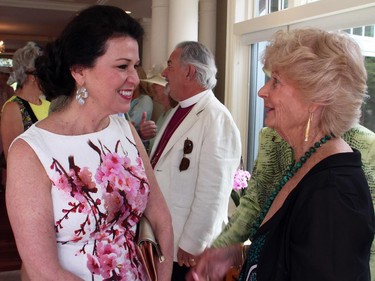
[249,134,333,239]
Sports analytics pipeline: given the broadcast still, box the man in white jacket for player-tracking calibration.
[150,41,241,280]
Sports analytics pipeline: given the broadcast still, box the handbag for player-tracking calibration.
[136,216,165,281]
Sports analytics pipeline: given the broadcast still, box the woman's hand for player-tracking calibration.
[186,244,242,281]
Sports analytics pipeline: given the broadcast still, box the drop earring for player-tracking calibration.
[76,86,89,105]
[304,111,313,142]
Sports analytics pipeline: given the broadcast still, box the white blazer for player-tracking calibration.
[150,90,241,260]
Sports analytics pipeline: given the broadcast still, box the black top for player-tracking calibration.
[241,150,375,281]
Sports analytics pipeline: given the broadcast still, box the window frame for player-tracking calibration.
[225,0,375,170]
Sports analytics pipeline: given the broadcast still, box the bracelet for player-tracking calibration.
[235,244,245,267]
[241,244,248,264]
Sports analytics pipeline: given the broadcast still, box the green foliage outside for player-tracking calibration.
[362,57,375,132]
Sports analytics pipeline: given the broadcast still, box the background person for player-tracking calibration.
[149,41,241,280]
[140,73,178,152]
[0,66,14,109]
[1,41,50,160]
[6,5,173,280]
[188,28,375,281]
[0,66,14,190]
[127,66,154,151]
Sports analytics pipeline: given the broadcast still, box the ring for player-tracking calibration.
[190,258,195,262]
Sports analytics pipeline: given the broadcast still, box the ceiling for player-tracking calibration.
[0,0,152,57]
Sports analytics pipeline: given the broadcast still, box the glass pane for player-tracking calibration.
[258,0,267,16]
[362,56,375,132]
[353,27,363,36]
[347,25,375,131]
[247,26,375,169]
[365,26,374,37]
[283,0,289,9]
[270,0,279,12]
[247,42,266,170]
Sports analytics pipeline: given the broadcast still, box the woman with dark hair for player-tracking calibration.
[6,5,173,281]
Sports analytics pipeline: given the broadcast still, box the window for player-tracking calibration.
[257,0,288,16]
[246,27,375,168]
[247,33,375,169]
[228,1,375,170]
[342,26,375,132]
[247,42,267,167]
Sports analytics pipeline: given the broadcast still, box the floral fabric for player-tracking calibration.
[16,115,149,280]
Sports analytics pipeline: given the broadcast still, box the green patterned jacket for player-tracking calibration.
[213,124,375,279]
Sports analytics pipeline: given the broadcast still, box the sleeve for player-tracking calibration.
[343,125,375,280]
[213,129,267,247]
[212,158,261,247]
[360,136,375,281]
[212,127,292,247]
[288,170,374,281]
[178,109,242,254]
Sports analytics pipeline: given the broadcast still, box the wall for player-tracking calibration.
[214,0,228,104]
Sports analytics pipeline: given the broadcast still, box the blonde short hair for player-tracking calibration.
[262,28,367,137]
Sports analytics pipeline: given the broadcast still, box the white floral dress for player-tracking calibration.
[17,115,149,280]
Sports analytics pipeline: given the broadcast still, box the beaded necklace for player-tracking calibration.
[249,134,332,239]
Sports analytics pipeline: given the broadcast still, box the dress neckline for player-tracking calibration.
[34,115,117,137]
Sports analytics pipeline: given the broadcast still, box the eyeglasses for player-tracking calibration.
[179,138,193,171]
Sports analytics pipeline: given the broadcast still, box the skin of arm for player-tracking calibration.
[6,139,83,281]
[130,122,174,280]
[1,101,24,159]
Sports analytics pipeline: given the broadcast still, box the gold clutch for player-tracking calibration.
[136,216,165,281]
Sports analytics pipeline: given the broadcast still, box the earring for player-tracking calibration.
[76,86,89,105]
[304,111,313,142]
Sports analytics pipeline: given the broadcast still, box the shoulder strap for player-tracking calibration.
[17,97,39,123]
